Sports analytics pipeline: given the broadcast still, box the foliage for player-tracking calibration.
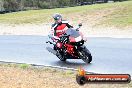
[0,0,127,13]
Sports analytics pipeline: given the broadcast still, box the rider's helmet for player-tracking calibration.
[53,13,62,23]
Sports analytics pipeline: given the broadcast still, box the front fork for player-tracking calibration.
[76,45,86,58]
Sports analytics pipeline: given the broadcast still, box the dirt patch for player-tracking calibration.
[0,65,77,88]
[1,23,132,38]
[0,63,131,88]
[0,23,50,35]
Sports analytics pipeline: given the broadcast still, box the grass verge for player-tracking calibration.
[0,1,132,28]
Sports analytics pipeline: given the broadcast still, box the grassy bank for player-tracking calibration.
[0,63,131,88]
[0,1,132,28]
[100,1,132,27]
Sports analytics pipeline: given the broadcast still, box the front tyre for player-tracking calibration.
[78,47,92,63]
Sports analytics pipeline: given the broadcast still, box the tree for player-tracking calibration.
[0,0,5,12]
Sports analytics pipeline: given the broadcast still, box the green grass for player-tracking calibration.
[0,1,132,27]
[0,63,31,69]
[0,2,119,24]
[101,1,132,27]
[19,63,31,69]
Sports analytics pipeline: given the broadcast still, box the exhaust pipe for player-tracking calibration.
[46,47,57,55]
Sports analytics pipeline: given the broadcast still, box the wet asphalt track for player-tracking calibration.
[0,35,132,74]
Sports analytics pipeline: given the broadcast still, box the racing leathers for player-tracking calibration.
[50,20,73,38]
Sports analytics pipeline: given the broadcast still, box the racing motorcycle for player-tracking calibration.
[46,23,92,63]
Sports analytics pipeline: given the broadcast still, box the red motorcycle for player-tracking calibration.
[46,24,92,63]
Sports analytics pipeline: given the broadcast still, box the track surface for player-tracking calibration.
[0,35,132,74]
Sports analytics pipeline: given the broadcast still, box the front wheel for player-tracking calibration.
[78,47,92,63]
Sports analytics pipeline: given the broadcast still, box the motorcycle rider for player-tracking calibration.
[50,13,73,39]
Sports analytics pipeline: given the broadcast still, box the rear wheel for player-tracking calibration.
[56,51,66,61]
[78,47,92,63]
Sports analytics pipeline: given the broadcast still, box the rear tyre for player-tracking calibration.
[56,51,66,61]
[78,47,92,63]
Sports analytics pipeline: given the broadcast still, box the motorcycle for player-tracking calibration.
[46,23,92,63]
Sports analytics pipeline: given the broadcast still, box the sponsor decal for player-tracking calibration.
[76,67,131,85]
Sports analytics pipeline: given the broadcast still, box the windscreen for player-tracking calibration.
[65,28,80,38]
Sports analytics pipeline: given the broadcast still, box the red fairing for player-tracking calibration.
[65,44,74,54]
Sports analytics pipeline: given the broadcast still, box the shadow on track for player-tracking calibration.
[53,60,92,69]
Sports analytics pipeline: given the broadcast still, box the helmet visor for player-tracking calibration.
[54,16,61,21]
